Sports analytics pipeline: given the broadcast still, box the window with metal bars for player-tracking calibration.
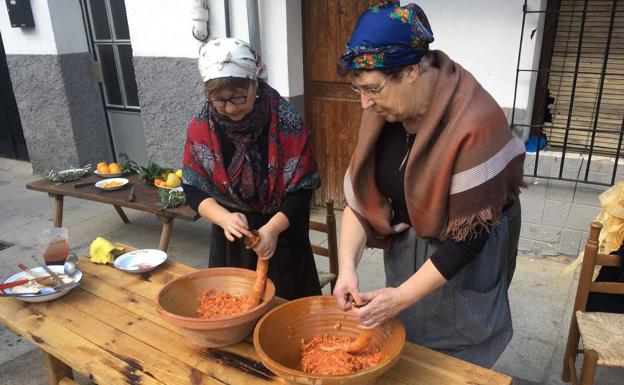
[85,0,140,110]
[513,0,624,186]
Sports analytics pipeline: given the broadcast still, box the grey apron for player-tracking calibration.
[384,200,519,368]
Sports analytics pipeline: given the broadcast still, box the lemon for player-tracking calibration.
[165,173,181,188]
[175,169,183,178]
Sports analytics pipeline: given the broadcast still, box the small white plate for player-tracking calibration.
[95,178,129,191]
[95,170,124,178]
[1,266,83,303]
[114,249,167,273]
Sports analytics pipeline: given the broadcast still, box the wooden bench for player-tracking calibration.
[26,174,199,251]
[0,247,513,385]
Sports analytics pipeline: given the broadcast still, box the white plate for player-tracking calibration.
[1,266,83,303]
[94,170,124,178]
[114,249,167,273]
[95,178,129,191]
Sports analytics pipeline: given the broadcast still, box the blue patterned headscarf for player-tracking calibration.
[339,1,434,70]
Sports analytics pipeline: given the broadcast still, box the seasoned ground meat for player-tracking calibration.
[300,334,382,375]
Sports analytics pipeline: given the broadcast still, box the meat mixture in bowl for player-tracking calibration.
[300,334,382,375]
[196,288,247,318]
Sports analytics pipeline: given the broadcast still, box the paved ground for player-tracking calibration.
[0,157,622,384]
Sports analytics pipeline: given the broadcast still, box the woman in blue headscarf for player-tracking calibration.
[333,1,525,368]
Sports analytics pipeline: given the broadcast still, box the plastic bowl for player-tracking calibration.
[253,295,405,385]
[155,267,275,347]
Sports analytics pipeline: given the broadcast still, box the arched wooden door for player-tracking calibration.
[303,0,376,206]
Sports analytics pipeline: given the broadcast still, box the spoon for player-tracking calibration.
[64,253,79,276]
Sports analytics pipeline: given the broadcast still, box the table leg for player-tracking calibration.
[49,194,64,227]
[42,350,73,385]
[113,205,130,224]
[158,217,174,251]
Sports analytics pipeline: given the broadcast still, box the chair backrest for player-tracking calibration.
[573,221,624,315]
[309,200,339,292]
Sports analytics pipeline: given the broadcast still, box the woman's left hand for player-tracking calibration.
[352,287,407,329]
[254,224,279,260]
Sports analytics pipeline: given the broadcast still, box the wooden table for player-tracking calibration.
[0,253,513,385]
[26,175,200,251]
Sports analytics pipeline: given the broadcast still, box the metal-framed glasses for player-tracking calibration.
[351,73,395,96]
[209,84,252,108]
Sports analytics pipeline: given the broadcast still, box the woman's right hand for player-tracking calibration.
[220,212,253,242]
[333,268,362,311]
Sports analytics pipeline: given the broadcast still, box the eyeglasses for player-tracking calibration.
[209,84,252,108]
[351,73,395,96]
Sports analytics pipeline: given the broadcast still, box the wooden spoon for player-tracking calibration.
[319,330,376,353]
[243,230,268,310]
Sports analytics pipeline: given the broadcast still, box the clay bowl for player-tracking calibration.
[155,267,275,347]
[254,295,405,385]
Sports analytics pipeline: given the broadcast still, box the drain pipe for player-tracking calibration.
[246,0,261,54]
[224,0,231,37]
[191,0,210,41]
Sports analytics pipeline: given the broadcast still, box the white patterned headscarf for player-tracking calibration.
[198,38,267,82]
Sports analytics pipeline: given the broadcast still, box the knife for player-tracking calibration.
[29,256,62,285]
[0,279,30,291]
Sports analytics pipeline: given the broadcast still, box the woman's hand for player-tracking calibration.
[220,212,253,242]
[351,287,407,329]
[333,268,362,311]
[254,224,278,260]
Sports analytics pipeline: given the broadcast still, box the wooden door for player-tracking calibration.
[303,0,376,206]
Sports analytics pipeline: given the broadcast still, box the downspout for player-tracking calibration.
[246,0,261,54]
[224,0,231,38]
[191,0,210,41]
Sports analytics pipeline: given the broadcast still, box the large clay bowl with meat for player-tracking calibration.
[253,295,405,385]
[156,267,275,347]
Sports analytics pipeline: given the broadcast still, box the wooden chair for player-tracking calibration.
[562,221,624,385]
[309,200,339,292]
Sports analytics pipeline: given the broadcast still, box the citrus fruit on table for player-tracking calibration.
[165,173,181,188]
[109,164,122,174]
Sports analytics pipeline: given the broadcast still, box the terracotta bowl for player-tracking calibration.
[253,295,405,385]
[155,267,275,347]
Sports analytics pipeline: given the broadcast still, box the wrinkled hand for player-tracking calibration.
[333,268,362,311]
[253,225,278,260]
[352,287,406,329]
[221,212,252,242]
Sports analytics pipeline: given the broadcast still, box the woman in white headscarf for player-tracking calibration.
[182,38,322,299]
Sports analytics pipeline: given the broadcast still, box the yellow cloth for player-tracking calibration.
[597,181,624,254]
[89,237,125,264]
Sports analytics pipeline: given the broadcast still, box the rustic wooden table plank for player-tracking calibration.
[0,253,513,385]
[0,298,165,385]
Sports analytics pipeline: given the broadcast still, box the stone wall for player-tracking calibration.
[6,53,111,174]
[519,152,622,256]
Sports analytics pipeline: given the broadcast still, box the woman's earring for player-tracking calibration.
[256,94,260,99]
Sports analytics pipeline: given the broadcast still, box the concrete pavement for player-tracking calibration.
[0,157,622,384]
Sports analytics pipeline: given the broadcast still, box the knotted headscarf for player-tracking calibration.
[339,0,434,70]
[198,37,267,82]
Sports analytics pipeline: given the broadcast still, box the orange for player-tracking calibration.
[154,178,164,186]
[97,163,109,173]
[99,165,111,174]
[109,164,122,174]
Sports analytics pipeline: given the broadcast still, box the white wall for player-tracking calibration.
[0,0,87,55]
[125,0,301,97]
[410,0,543,110]
[0,0,57,54]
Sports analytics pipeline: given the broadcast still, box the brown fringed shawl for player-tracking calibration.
[344,51,525,246]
